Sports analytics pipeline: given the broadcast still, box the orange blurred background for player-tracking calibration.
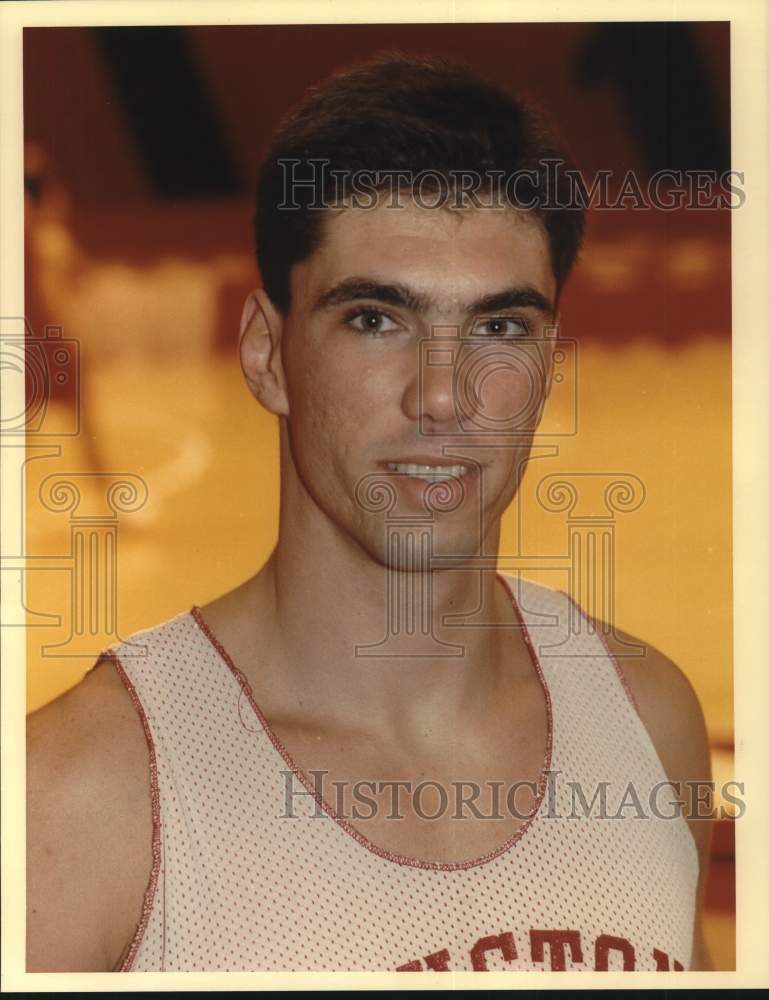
[21,23,734,968]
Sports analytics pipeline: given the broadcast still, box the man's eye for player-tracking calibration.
[473,317,529,338]
[347,308,400,335]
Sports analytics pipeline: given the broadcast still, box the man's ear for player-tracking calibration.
[239,288,289,417]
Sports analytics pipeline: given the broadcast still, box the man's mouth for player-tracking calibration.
[385,462,469,482]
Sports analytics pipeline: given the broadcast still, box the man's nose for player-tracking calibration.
[402,334,462,428]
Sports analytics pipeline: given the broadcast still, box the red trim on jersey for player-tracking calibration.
[189,570,554,872]
[107,650,163,973]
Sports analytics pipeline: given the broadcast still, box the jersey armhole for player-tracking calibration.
[555,590,701,876]
[102,650,163,972]
[555,588,641,714]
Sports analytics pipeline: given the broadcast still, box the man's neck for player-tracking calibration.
[240,533,527,747]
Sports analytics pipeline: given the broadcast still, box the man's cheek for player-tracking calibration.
[299,382,352,455]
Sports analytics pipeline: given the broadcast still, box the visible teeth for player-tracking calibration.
[387,462,468,479]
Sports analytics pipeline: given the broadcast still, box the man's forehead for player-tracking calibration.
[297,198,554,305]
[321,195,547,241]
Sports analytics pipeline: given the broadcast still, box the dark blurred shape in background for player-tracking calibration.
[92,27,244,199]
[576,22,729,176]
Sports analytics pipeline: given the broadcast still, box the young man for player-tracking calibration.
[27,53,714,973]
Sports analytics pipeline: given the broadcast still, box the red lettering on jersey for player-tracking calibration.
[595,934,636,970]
[530,929,583,970]
[470,932,517,970]
[424,949,451,971]
[653,948,685,971]
[396,948,451,971]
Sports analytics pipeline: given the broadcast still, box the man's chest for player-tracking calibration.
[265,696,549,866]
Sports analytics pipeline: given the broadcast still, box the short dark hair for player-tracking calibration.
[253,52,585,315]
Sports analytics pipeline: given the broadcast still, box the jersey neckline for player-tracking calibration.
[188,570,553,872]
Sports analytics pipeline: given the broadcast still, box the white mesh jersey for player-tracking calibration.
[102,574,699,972]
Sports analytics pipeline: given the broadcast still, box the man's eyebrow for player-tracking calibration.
[469,287,555,316]
[312,278,554,317]
[312,279,431,314]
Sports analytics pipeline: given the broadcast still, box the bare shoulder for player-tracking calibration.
[601,622,715,970]
[26,654,155,972]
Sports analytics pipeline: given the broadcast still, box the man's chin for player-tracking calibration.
[361,524,491,574]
